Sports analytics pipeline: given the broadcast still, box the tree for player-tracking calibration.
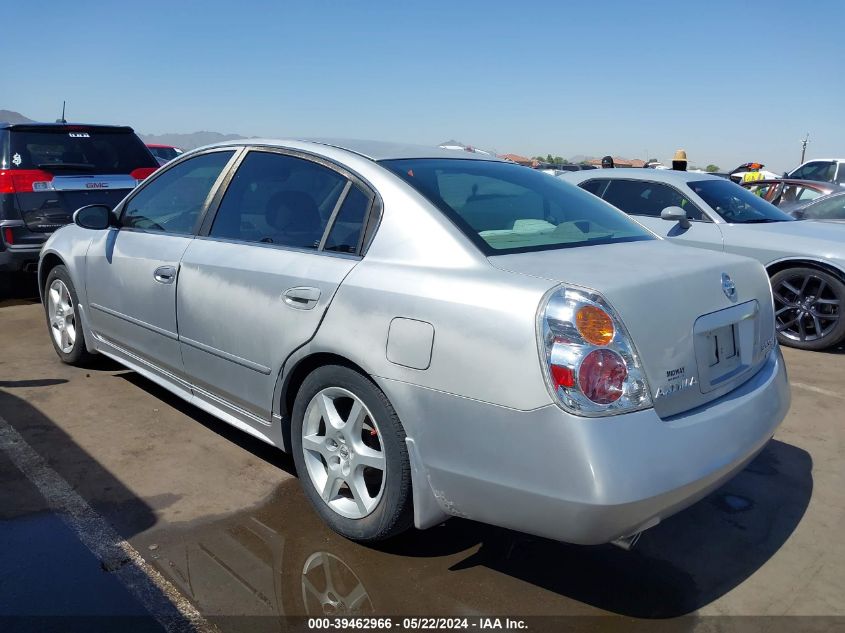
[705,164,720,172]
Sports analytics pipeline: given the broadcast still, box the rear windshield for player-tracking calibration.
[148,146,181,161]
[10,128,157,174]
[381,158,654,254]
[689,179,795,224]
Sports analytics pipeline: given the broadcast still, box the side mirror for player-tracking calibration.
[73,205,113,230]
[661,206,691,228]
[791,209,805,220]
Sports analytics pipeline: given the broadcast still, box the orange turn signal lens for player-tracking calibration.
[575,305,615,346]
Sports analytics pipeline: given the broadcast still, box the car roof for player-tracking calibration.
[0,121,135,132]
[562,167,724,184]
[208,138,504,162]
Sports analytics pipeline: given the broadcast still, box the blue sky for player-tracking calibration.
[4,0,843,172]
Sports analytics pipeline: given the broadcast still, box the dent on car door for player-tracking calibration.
[85,150,236,376]
[176,150,373,425]
[598,179,724,250]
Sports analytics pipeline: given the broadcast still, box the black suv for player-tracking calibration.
[0,122,158,289]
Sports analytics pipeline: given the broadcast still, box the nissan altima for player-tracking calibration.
[39,140,789,545]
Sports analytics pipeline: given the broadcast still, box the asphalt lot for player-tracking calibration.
[1,274,844,631]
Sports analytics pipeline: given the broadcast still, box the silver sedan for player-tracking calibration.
[563,168,845,350]
[39,140,789,545]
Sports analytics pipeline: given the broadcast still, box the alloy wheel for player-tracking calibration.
[301,551,373,615]
[48,279,77,353]
[773,272,841,342]
[301,387,386,520]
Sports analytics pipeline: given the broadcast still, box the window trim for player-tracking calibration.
[581,177,713,223]
[114,147,242,236]
[196,146,380,258]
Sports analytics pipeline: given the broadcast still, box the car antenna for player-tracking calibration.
[56,100,67,124]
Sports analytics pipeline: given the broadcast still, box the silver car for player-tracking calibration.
[39,140,789,545]
[563,168,845,351]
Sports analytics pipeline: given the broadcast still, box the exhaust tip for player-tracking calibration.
[611,531,642,551]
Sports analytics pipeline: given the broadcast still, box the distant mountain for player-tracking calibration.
[568,154,596,164]
[139,131,250,150]
[0,110,35,124]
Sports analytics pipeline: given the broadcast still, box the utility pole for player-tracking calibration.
[56,100,67,124]
[799,133,810,164]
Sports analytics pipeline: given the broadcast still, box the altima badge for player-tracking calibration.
[721,273,737,300]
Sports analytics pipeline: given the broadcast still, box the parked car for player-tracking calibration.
[787,158,845,186]
[0,121,158,290]
[39,140,788,546]
[740,178,838,212]
[790,190,845,221]
[562,168,845,350]
[146,143,184,165]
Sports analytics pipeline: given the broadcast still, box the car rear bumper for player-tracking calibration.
[380,346,789,544]
[0,243,44,272]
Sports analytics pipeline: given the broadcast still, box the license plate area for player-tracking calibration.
[694,300,759,394]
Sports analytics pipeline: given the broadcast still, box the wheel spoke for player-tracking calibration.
[318,393,345,431]
[815,297,840,305]
[798,275,811,295]
[60,328,69,350]
[781,280,800,296]
[355,446,385,471]
[66,323,76,347]
[775,306,792,316]
[798,317,806,341]
[303,433,328,458]
[346,399,367,435]
[348,471,372,515]
[321,473,343,502]
[342,582,369,611]
[817,280,827,297]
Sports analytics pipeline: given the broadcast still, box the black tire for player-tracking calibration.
[291,365,413,542]
[771,266,845,351]
[43,265,95,365]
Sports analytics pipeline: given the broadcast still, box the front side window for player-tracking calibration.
[790,161,836,182]
[121,150,234,233]
[381,159,653,254]
[689,179,794,224]
[580,179,609,196]
[209,151,346,249]
[600,179,704,220]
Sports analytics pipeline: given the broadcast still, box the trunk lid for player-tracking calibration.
[489,240,775,417]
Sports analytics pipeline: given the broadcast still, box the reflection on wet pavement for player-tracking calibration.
[143,439,811,623]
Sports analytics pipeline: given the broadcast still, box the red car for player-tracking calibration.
[145,143,183,165]
[740,178,840,212]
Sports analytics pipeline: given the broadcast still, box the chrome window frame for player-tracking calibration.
[113,147,241,237]
[196,146,381,259]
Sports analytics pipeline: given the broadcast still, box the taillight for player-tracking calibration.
[3,227,14,245]
[0,169,55,193]
[538,285,652,416]
[130,167,157,184]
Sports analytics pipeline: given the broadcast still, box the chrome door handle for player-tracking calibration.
[153,265,177,284]
[283,286,321,310]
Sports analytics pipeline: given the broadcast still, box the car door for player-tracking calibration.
[176,149,375,426]
[585,178,724,250]
[85,149,237,379]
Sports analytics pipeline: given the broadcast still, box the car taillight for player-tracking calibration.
[0,169,55,193]
[130,167,157,184]
[3,227,14,245]
[538,285,652,416]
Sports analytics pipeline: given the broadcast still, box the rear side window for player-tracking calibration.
[381,158,653,254]
[601,180,704,220]
[324,185,371,253]
[121,151,234,234]
[9,128,157,174]
[209,151,346,250]
[802,194,845,220]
